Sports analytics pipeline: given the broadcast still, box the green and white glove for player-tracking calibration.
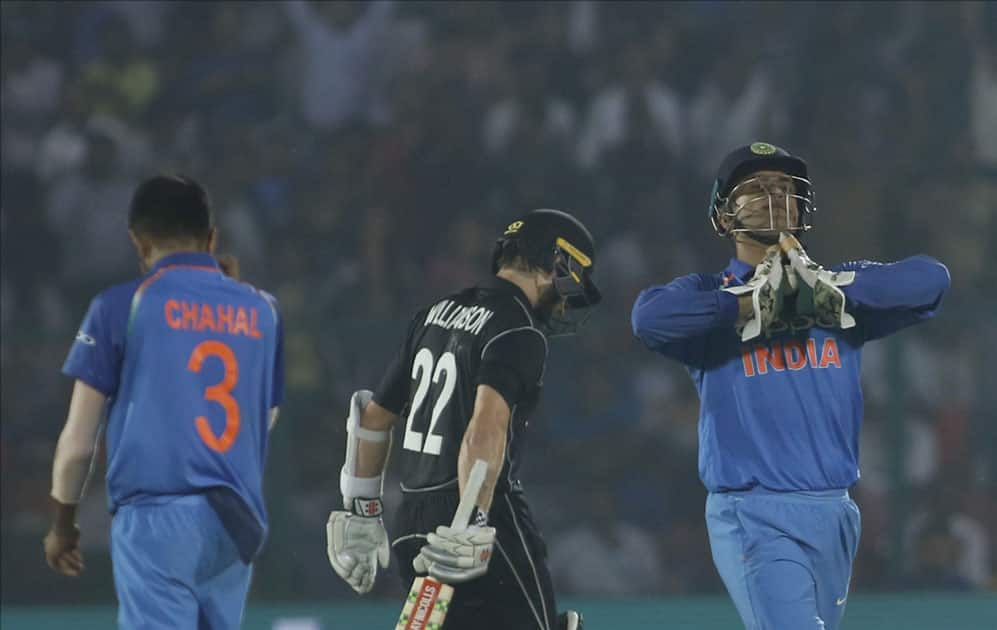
[779,232,856,329]
[722,245,787,341]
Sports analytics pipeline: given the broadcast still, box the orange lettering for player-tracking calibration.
[217,305,234,333]
[784,340,807,370]
[199,303,216,332]
[233,307,250,336]
[742,348,756,377]
[249,308,262,339]
[819,338,842,369]
[755,343,785,374]
[165,300,182,328]
[181,301,199,329]
[807,338,819,367]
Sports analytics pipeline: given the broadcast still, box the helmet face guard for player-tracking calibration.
[711,173,815,239]
[544,237,601,336]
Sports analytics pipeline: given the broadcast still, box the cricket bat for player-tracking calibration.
[395,458,488,630]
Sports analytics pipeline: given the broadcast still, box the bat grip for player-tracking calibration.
[450,459,487,530]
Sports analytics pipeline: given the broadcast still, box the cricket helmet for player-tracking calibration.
[708,141,815,238]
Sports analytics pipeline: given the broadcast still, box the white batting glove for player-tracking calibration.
[779,232,856,329]
[722,245,786,341]
[413,524,496,584]
[326,502,390,594]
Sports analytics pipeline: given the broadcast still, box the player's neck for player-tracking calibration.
[734,235,771,268]
[495,268,542,307]
[142,245,211,271]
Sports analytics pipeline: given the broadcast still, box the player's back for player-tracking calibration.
[382,278,546,493]
[102,256,281,526]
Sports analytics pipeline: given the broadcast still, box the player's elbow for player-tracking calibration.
[913,256,951,308]
[631,291,669,348]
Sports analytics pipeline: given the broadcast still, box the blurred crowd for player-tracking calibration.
[2,0,995,604]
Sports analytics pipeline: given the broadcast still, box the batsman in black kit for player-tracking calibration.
[326,210,599,630]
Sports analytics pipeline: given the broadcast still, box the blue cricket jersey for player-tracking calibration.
[63,252,284,556]
[631,255,949,492]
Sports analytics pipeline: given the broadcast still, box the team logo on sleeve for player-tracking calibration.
[75,331,97,346]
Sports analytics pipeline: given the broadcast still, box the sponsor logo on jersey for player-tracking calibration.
[741,337,842,377]
[164,300,262,339]
[75,331,97,346]
[424,299,494,336]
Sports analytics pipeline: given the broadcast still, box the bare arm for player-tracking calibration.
[46,380,106,576]
[457,385,510,515]
[51,380,106,506]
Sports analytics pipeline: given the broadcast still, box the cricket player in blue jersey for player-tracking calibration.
[43,175,284,629]
[631,142,950,630]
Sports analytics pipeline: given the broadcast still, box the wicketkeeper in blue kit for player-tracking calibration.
[631,142,950,630]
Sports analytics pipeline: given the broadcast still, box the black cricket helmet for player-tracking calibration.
[491,209,601,334]
[708,141,815,238]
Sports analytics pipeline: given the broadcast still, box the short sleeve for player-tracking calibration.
[270,299,285,408]
[62,293,122,396]
[477,328,547,409]
[373,318,418,415]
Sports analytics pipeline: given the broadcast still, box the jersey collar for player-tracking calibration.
[147,252,220,275]
[481,276,535,312]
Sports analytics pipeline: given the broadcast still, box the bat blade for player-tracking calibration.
[395,576,453,630]
[394,459,487,629]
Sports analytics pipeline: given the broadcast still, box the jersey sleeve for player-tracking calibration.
[477,327,547,409]
[62,292,123,396]
[373,316,419,415]
[631,273,739,366]
[837,256,950,342]
[268,296,285,408]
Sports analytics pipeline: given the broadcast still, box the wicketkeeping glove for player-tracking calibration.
[326,499,390,594]
[413,523,496,584]
[779,232,856,329]
[722,245,788,341]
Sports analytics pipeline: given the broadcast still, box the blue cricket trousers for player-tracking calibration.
[111,494,252,629]
[706,487,861,630]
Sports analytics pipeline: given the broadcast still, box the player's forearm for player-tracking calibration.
[51,381,105,504]
[458,400,509,515]
[842,256,950,312]
[355,400,397,478]
[632,284,739,347]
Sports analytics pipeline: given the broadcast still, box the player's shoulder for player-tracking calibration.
[92,278,143,313]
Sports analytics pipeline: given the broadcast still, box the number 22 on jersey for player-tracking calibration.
[403,348,456,456]
[187,340,241,453]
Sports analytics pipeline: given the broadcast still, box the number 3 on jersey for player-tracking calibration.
[403,348,456,455]
[188,340,240,453]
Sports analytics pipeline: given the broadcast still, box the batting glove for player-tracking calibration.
[413,523,496,584]
[722,245,787,341]
[326,499,390,594]
[779,232,857,329]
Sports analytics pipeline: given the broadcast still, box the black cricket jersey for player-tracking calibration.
[373,277,548,494]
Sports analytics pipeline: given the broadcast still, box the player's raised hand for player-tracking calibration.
[779,232,857,329]
[326,505,390,594]
[413,523,496,584]
[44,524,84,577]
[722,245,788,341]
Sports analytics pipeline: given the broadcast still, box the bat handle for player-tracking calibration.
[450,459,487,530]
